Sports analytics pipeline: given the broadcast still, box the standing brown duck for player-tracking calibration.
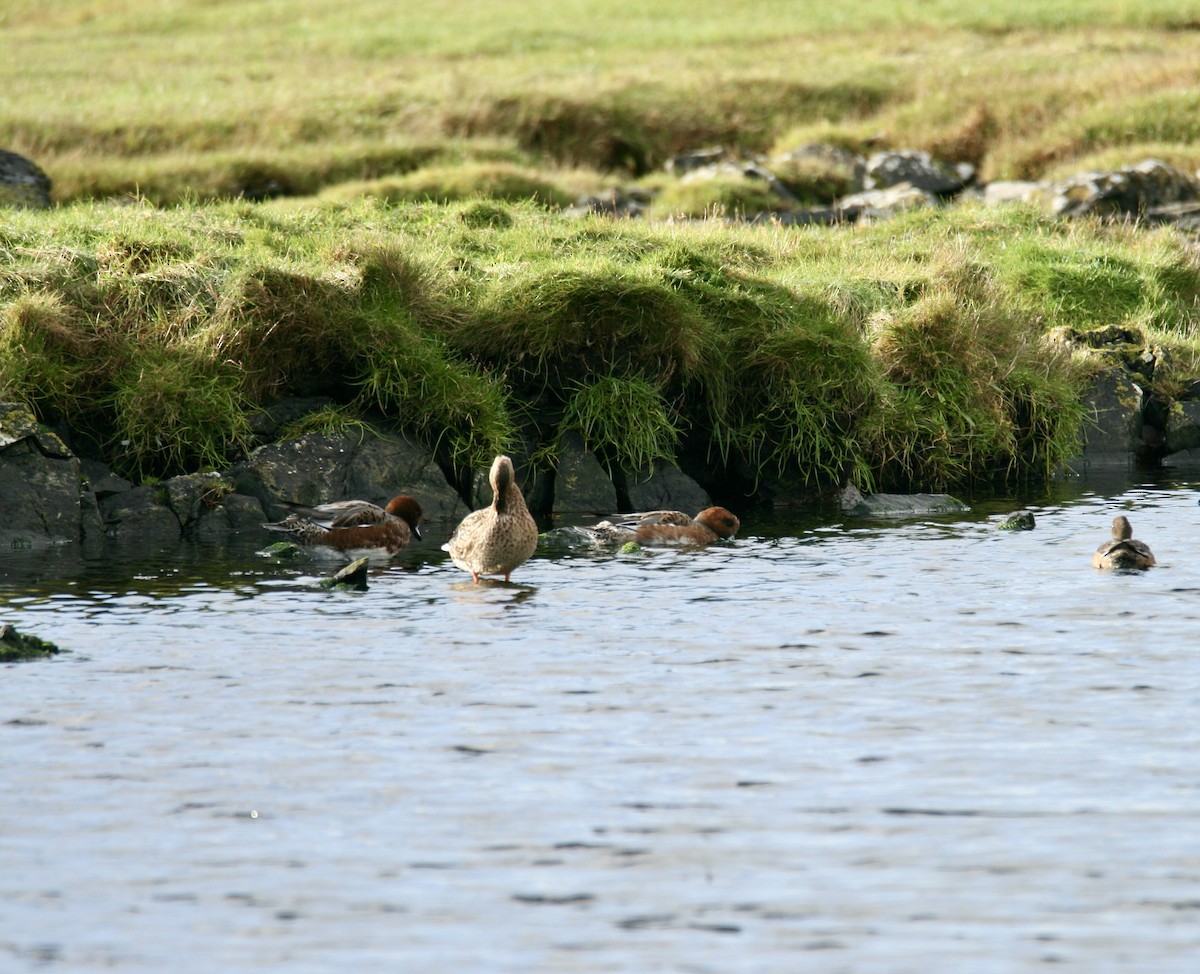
[1091,515,1156,570]
[443,455,538,583]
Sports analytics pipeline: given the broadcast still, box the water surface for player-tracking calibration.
[3,469,1199,972]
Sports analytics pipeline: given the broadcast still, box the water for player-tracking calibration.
[3,468,1200,973]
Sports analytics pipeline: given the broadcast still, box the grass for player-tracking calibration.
[8,2,1200,205]
[6,2,1200,495]
[4,196,1192,493]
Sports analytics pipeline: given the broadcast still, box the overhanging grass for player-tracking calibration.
[0,197,1195,491]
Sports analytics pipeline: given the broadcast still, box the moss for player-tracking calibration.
[0,624,64,662]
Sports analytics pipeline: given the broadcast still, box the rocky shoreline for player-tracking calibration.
[3,310,1198,551]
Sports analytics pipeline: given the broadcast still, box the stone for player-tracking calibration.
[1163,399,1200,455]
[837,184,939,219]
[0,149,52,209]
[1037,159,1200,219]
[552,432,618,515]
[623,461,711,513]
[230,429,464,521]
[997,511,1036,530]
[864,149,968,195]
[0,403,85,548]
[98,486,183,542]
[838,483,969,516]
[1080,368,1144,462]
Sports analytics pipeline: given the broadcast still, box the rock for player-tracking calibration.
[0,149,52,209]
[247,397,340,443]
[565,187,651,218]
[838,483,969,516]
[666,148,729,175]
[982,181,1044,205]
[864,150,969,195]
[98,485,183,542]
[997,511,1036,530]
[0,623,63,661]
[622,461,711,513]
[1080,367,1144,462]
[230,429,464,522]
[0,402,86,548]
[552,432,618,515]
[837,184,940,219]
[1163,399,1200,455]
[321,557,370,590]
[770,143,868,193]
[1037,159,1200,219]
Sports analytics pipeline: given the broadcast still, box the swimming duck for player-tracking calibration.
[574,506,740,547]
[443,455,539,583]
[263,494,423,560]
[1091,515,1156,570]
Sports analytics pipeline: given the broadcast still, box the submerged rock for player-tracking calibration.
[320,557,370,591]
[838,483,969,516]
[0,623,63,661]
[997,511,1037,531]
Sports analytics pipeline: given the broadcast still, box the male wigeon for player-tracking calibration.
[443,455,538,583]
[263,494,423,560]
[578,506,740,546]
[1091,515,1156,570]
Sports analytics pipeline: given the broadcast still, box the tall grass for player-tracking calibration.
[8,1,1200,205]
[1,198,1195,490]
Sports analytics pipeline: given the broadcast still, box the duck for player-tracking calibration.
[572,506,740,547]
[263,494,423,560]
[1091,515,1156,570]
[443,455,539,583]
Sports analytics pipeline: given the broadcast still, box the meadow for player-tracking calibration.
[4,0,1200,497]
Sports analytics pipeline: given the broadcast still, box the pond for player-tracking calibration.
[2,466,1199,973]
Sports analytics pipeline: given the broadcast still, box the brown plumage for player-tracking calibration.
[1091,515,1156,570]
[577,506,741,546]
[443,455,538,583]
[263,495,423,560]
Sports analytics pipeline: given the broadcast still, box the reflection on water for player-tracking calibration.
[3,467,1200,972]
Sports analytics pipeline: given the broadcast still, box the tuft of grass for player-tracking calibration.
[107,343,253,480]
[320,162,576,208]
[647,174,786,220]
[278,405,378,442]
[558,374,681,474]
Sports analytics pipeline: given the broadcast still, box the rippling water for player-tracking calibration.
[3,468,1200,972]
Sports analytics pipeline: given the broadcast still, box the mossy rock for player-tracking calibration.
[0,624,64,661]
[997,511,1036,530]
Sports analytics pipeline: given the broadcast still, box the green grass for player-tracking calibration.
[9,1,1200,205]
[6,196,1191,490]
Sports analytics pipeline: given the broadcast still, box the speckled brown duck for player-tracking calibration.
[263,495,423,560]
[443,455,538,583]
[1091,515,1156,570]
[577,506,741,546]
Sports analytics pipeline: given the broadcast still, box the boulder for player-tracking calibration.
[98,486,183,542]
[552,432,618,515]
[837,184,939,219]
[1079,367,1144,461]
[838,483,969,516]
[1163,399,1200,455]
[230,429,464,522]
[0,402,86,548]
[622,461,711,513]
[0,149,52,209]
[1037,159,1200,219]
[864,150,970,195]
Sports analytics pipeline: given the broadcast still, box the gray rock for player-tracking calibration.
[837,184,939,219]
[624,462,711,513]
[864,150,968,195]
[838,483,968,516]
[553,432,618,515]
[1164,399,1200,455]
[0,149,52,209]
[230,429,464,522]
[1037,159,1200,219]
[0,402,84,548]
[1080,368,1144,462]
[98,486,183,542]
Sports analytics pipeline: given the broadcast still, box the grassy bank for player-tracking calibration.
[4,198,1198,495]
[6,1,1200,204]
